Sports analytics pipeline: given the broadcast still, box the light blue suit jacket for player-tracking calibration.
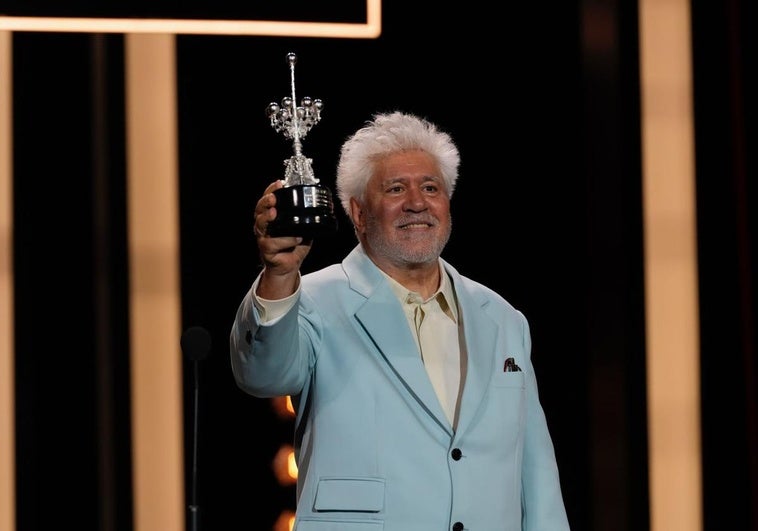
[230,245,570,531]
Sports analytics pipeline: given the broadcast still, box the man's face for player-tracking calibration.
[350,149,452,269]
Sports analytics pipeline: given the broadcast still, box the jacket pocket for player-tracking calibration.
[314,477,385,512]
[296,519,383,530]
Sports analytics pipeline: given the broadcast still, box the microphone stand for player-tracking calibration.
[181,326,211,531]
[189,358,200,531]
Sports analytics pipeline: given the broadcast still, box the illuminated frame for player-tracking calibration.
[0,0,382,38]
[0,4,381,530]
[2,2,703,529]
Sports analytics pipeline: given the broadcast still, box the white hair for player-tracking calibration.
[335,111,461,218]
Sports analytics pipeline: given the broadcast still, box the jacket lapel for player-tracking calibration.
[345,247,451,432]
[445,262,499,438]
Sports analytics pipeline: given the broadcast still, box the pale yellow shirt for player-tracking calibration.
[381,263,463,428]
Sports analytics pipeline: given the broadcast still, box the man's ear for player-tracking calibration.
[349,197,364,233]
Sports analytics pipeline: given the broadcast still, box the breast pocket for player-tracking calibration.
[488,370,526,442]
[492,370,525,388]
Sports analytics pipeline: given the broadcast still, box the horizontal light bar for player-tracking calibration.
[0,0,381,37]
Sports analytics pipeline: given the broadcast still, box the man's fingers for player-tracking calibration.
[254,181,285,237]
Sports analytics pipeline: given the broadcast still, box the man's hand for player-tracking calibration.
[254,180,312,299]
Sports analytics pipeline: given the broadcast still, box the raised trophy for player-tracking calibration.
[264,52,338,238]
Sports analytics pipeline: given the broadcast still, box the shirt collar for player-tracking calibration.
[382,260,458,324]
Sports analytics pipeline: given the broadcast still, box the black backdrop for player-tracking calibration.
[8,0,757,530]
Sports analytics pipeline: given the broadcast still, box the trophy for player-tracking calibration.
[264,52,338,238]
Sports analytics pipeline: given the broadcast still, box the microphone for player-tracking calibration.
[181,325,212,361]
[180,326,212,531]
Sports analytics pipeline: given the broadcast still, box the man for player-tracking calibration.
[230,111,570,530]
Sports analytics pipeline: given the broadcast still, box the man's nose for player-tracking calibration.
[403,188,427,211]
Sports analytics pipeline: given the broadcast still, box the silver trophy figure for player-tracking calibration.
[264,52,338,238]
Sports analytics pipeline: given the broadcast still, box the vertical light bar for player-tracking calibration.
[0,29,15,531]
[639,2,702,531]
[126,33,185,531]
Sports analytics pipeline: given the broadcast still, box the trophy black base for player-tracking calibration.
[268,183,338,238]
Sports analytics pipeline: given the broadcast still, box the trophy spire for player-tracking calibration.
[266,53,323,187]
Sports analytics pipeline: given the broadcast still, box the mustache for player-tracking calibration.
[395,215,438,227]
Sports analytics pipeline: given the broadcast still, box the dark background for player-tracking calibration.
[7,0,757,530]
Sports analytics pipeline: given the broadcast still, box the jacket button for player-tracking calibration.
[451,448,462,460]
[452,522,464,531]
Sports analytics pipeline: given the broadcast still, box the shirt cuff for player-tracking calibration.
[251,272,300,325]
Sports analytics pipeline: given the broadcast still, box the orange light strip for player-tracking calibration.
[126,34,185,531]
[0,0,381,37]
[0,29,15,531]
[639,1,703,531]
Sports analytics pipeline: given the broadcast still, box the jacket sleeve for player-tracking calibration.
[520,316,571,531]
[229,282,314,398]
